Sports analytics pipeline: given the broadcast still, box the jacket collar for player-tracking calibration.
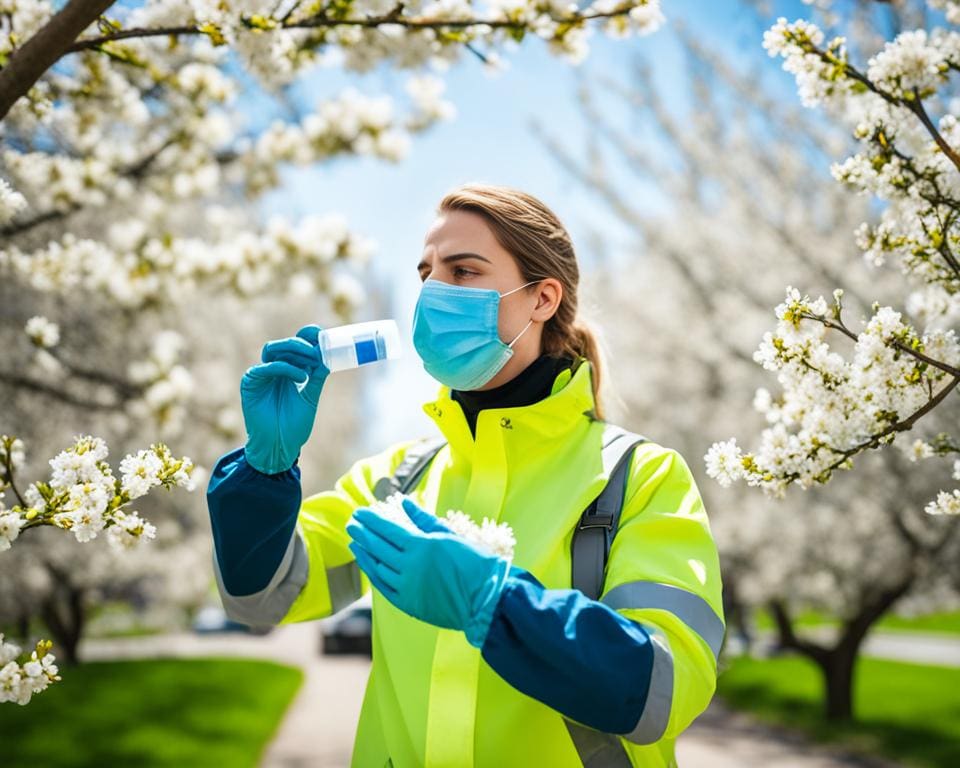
[421,355,598,456]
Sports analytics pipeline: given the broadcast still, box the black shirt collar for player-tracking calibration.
[450,353,576,437]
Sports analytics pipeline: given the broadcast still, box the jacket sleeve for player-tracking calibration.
[480,443,725,744]
[206,438,419,627]
[480,565,656,733]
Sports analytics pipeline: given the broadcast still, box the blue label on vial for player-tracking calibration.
[355,336,379,364]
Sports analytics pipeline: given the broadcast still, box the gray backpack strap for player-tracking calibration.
[571,424,648,601]
[372,436,447,501]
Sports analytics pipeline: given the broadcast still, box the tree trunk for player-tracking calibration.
[16,612,30,643]
[722,576,753,654]
[767,576,913,723]
[820,647,856,721]
[39,580,87,666]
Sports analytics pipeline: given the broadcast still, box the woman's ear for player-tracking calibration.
[532,278,563,322]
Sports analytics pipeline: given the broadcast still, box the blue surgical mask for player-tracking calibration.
[412,277,542,390]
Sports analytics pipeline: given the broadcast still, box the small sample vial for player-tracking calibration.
[318,319,402,373]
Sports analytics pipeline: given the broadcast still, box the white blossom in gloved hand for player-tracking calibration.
[346,496,512,648]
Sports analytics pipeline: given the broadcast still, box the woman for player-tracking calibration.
[206,183,724,768]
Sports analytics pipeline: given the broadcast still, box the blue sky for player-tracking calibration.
[258,0,816,455]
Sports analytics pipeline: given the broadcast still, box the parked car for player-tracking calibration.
[319,593,373,656]
[191,604,273,636]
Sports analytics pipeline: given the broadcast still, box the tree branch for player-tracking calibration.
[1,444,27,508]
[1,133,180,239]
[0,0,116,120]
[779,373,960,486]
[0,370,121,411]
[63,7,630,51]
[768,598,830,663]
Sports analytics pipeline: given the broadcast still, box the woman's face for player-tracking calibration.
[417,209,562,390]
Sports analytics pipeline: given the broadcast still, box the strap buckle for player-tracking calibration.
[577,508,614,530]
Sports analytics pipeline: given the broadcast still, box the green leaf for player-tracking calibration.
[506,25,526,43]
[198,22,227,46]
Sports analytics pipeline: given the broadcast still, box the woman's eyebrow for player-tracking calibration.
[417,252,493,271]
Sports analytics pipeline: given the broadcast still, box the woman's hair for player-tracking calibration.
[437,182,606,420]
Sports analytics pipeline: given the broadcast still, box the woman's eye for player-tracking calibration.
[418,266,475,281]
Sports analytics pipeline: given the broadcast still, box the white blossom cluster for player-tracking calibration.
[0,433,195,551]
[904,437,937,461]
[866,28,960,100]
[23,315,59,348]
[0,497,25,551]
[148,0,667,78]
[233,82,456,191]
[929,0,960,26]
[22,315,62,382]
[704,286,960,508]
[761,18,844,108]
[362,491,517,559]
[0,176,26,224]
[3,151,114,213]
[2,210,375,310]
[762,18,960,329]
[0,436,26,475]
[102,508,158,551]
[3,68,451,315]
[0,635,59,706]
[0,0,52,69]
[924,488,960,515]
[125,330,195,437]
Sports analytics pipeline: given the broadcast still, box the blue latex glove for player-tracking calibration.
[241,324,330,475]
[346,497,511,648]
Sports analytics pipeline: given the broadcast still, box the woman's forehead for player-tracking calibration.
[423,213,508,263]
[425,210,491,242]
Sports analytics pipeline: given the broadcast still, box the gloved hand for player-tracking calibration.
[241,324,330,475]
[345,497,511,648]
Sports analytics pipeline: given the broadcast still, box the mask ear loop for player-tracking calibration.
[501,278,542,347]
[507,318,534,348]
[499,279,542,298]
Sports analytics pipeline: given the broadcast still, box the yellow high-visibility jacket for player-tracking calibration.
[208,355,725,767]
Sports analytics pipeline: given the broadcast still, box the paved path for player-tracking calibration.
[736,627,960,668]
[821,627,960,667]
[80,622,954,766]
[676,697,900,768]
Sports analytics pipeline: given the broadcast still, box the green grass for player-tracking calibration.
[751,608,960,635]
[717,654,960,768]
[874,611,960,634]
[1,657,304,768]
